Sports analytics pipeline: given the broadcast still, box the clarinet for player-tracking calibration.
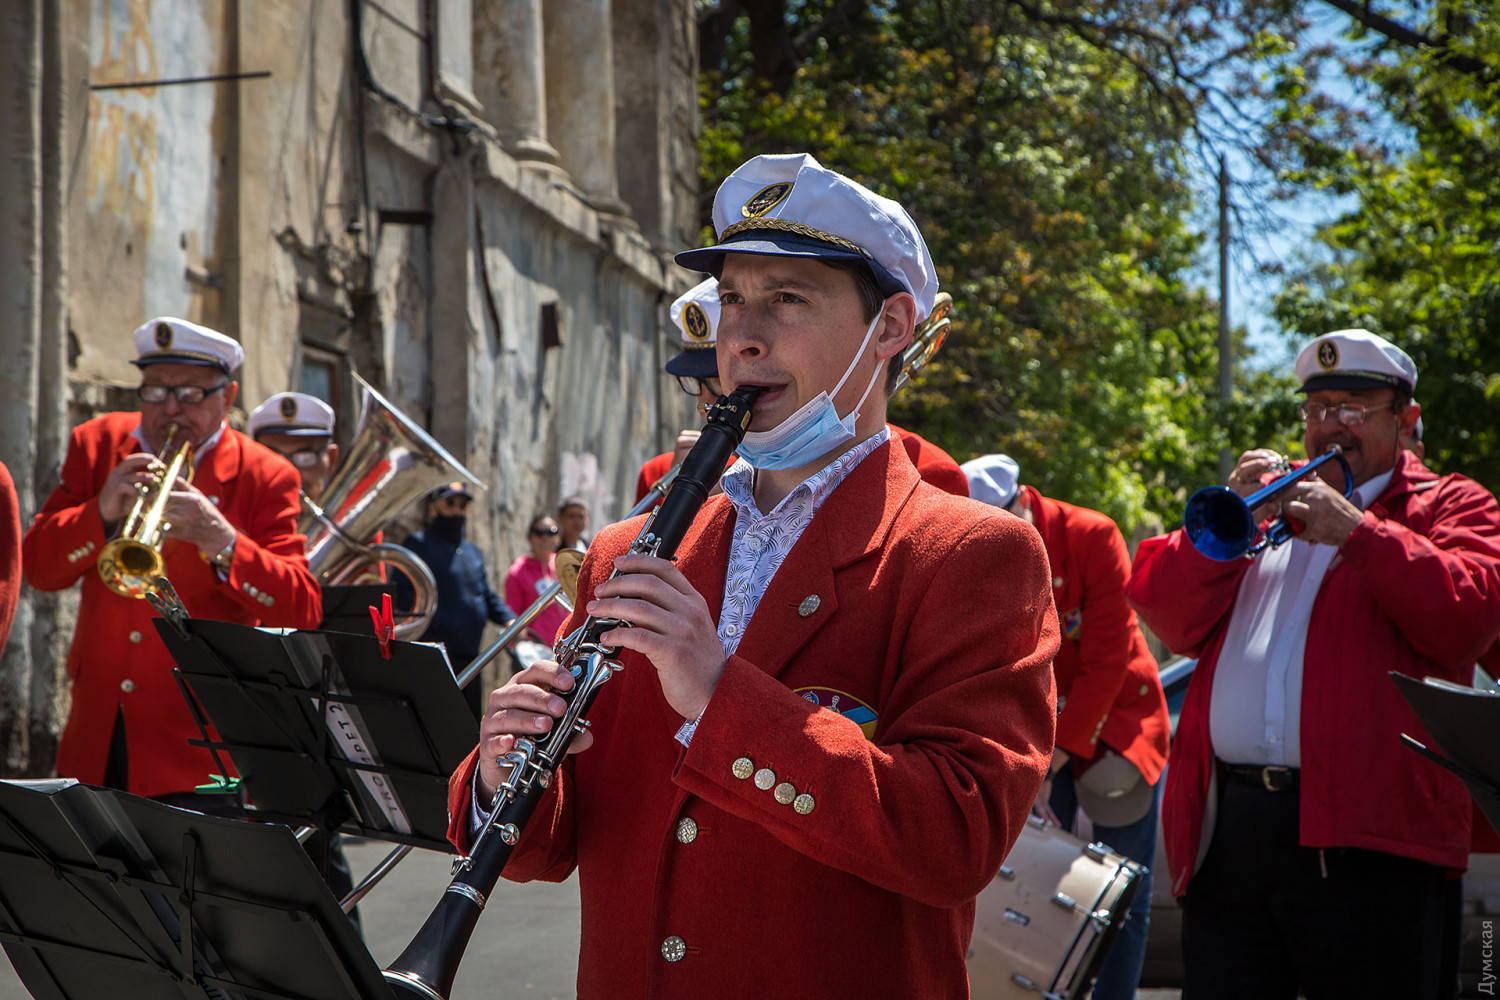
[383,385,760,1000]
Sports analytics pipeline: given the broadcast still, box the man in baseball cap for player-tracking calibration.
[247,392,340,500]
[465,153,1057,997]
[1127,327,1500,998]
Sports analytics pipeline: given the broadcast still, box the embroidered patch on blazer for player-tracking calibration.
[797,687,877,738]
[1061,606,1083,642]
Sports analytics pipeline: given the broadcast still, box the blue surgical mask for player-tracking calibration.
[737,308,886,471]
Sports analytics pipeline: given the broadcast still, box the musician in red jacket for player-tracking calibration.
[452,153,1058,997]
[23,318,321,805]
[964,453,1169,1000]
[637,277,969,507]
[1126,328,1500,1000]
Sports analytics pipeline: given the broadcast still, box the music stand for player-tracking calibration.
[1391,672,1500,833]
[155,619,476,855]
[317,583,395,636]
[0,778,392,999]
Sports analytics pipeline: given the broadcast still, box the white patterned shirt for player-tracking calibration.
[672,427,891,744]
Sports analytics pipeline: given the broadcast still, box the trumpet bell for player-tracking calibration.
[1182,485,1258,562]
[97,535,169,598]
[301,375,481,638]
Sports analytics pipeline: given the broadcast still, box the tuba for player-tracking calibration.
[98,422,194,599]
[893,291,953,394]
[300,375,482,639]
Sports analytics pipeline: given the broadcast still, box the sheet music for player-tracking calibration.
[283,631,414,836]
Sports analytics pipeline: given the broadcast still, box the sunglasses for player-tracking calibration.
[530,525,560,536]
[138,382,229,405]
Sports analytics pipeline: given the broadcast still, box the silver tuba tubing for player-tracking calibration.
[300,374,482,639]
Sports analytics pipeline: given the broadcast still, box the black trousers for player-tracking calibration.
[1182,775,1450,1000]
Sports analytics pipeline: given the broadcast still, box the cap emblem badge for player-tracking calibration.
[683,303,711,343]
[154,322,173,349]
[279,396,298,419]
[1317,340,1338,370]
[742,182,794,219]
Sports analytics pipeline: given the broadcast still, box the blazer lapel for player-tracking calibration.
[733,439,920,682]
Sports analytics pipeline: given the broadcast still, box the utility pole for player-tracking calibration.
[1218,155,1233,482]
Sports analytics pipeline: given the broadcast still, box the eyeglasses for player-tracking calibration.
[138,382,229,405]
[1297,398,1399,427]
[278,448,324,469]
[530,525,559,537]
[676,375,723,398]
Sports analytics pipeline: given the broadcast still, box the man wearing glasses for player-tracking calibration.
[23,317,321,807]
[246,391,340,501]
[635,277,969,506]
[1128,328,1500,999]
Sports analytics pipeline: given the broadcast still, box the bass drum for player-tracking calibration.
[968,815,1145,999]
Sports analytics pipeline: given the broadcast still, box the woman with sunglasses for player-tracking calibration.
[503,514,570,653]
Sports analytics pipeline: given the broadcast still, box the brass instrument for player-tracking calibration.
[893,291,953,394]
[380,385,762,999]
[98,422,194,599]
[300,375,481,639]
[1183,446,1353,561]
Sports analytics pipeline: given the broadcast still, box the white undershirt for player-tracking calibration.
[1209,468,1394,766]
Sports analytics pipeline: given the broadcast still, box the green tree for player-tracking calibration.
[699,3,1228,532]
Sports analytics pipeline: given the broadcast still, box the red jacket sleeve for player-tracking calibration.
[1053,516,1138,759]
[1125,529,1251,658]
[0,461,20,647]
[23,422,116,593]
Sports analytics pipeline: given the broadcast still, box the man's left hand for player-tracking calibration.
[589,553,725,720]
[1279,479,1364,547]
[162,478,237,557]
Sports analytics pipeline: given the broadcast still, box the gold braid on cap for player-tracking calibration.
[718,218,873,260]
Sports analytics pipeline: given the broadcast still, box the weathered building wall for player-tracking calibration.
[0,0,702,775]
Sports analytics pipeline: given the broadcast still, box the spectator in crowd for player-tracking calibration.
[557,495,590,554]
[503,512,571,647]
[397,482,515,718]
[1127,328,1500,1000]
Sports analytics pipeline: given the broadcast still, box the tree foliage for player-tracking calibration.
[1272,2,1500,492]
[699,2,1228,532]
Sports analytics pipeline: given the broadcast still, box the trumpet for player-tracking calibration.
[892,291,952,394]
[98,422,194,599]
[1183,445,1353,561]
[381,385,762,1000]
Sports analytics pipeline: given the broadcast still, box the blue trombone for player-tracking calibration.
[1183,446,1353,561]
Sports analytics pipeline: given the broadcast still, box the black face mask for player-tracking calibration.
[431,514,466,541]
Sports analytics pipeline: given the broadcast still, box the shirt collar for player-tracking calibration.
[1353,467,1395,509]
[721,426,892,521]
[132,419,227,458]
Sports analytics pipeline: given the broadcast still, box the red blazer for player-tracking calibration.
[0,460,19,649]
[449,439,1057,998]
[632,423,968,505]
[23,412,321,797]
[1025,487,1168,783]
[1127,451,1500,895]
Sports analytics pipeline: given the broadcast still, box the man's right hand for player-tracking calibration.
[98,453,162,527]
[476,660,594,801]
[1226,448,1287,523]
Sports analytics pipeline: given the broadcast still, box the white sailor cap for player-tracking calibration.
[664,278,721,379]
[675,153,939,323]
[961,454,1021,510]
[246,392,336,439]
[1295,328,1417,394]
[131,317,244,374]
